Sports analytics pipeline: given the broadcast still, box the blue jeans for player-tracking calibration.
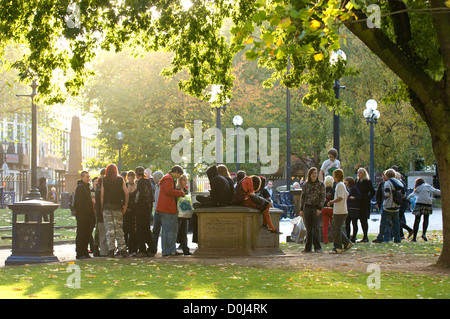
[152,211,162,254]
[376,208,401,243]
[160,212,178,256]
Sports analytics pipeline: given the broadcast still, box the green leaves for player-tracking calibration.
[0,0,354,111]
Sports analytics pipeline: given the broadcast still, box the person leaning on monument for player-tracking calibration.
[73,171,95,259]
[238,174,282,234]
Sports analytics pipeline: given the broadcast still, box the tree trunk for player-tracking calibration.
[344,7,450,266]
[423,100,450,266]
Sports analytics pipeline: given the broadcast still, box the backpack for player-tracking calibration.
[390,179,405,206]
[232,179,248,205]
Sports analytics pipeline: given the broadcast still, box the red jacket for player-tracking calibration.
[156,173,185,214]
[241,176,255,200]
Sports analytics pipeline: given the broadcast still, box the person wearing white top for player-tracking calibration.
[319,148,341,182]
[327,169,352,254]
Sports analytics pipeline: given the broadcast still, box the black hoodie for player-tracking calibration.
[74,179,94,218]
[206,165,232,206]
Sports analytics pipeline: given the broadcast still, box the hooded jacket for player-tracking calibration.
[155,173,185,214]
[407,183,441,205]
[383,178,403,211]
[74,179,94,218]
[153,170,164,209]
[206,165,232,206]
[240,176,258,201]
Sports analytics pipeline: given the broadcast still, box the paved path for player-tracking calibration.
[0,209,443,267]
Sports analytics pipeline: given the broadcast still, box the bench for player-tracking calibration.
[194,206,284,256]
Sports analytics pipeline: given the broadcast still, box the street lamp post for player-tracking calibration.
[116,131,124,174]
[363,99,381,183]
[1,141,8,167]
[286,56,292,191]
[16,81,40,199]
[210,85,229,164]
[330,50,347,158]
[233,115,243,171]
[7,80,60,265]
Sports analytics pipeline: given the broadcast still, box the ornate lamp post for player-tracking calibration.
[210,85,229,164]
[233,115,243,171]
[330,49,347,158]
[116,131,124,173]
[16,81,40,199]
[363,99,381,183]
[6,81,59,265]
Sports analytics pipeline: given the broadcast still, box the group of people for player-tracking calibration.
[298,148,441,254]
[71,162,284,259]
[71,146,440,258]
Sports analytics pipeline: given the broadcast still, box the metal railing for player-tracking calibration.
[0,188,15,209]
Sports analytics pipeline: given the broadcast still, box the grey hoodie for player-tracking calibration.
[383,178,403,211]
[407,183,441,205]
[153,170,164,209]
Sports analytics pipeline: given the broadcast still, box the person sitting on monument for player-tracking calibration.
[193,165,232,208]
[236,174,282,234]
[217,164,235,201]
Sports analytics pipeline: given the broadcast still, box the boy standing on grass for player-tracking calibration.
[319,148,341,182]
[327,169,353,254]
[373,169,403,243]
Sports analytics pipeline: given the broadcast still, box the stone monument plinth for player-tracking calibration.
[194,206,283,256]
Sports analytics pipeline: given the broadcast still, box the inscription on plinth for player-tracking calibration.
[203,217,242,248]
[194,206,283,256]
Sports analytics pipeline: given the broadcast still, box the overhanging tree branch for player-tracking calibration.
[342,8,440,120]
[430,0,450,99]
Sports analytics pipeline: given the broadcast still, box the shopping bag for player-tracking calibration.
[177,194,194,218]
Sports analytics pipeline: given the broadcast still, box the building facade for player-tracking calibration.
[0,105,98,202]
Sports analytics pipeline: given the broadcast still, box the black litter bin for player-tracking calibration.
[5,199,60,266]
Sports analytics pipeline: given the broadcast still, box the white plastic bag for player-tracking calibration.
[290,216,306,243]
[177,194,194,218]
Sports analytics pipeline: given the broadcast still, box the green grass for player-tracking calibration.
[281,230,445,256]
[0,258,447,299]
[0,208,448,299]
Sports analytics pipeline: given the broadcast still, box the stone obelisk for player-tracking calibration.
[65,115,83,194]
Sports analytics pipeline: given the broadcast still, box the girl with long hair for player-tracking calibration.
[299,167,326,253]
[407,178,441,241]
[101,164,129,257]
